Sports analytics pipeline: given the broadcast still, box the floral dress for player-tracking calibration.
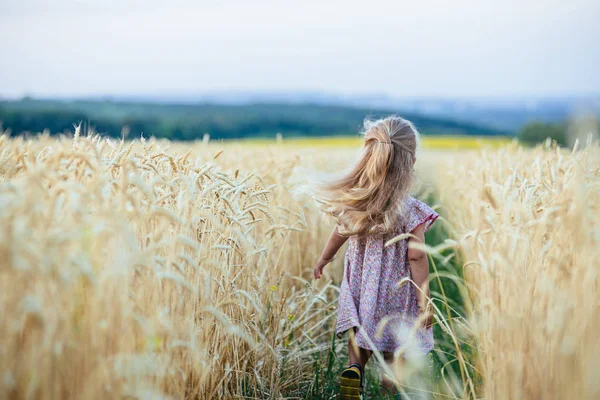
[335,196,439,356]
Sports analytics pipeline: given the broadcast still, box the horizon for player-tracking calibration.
[3,90,600,104]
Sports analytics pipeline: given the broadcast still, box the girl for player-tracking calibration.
[313,116,438,398]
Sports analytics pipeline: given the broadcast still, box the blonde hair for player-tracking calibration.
[316,116,419,236]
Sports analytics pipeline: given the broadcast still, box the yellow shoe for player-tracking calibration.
[340,363,363,400]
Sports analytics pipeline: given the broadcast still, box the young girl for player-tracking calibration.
[313,116,438,398]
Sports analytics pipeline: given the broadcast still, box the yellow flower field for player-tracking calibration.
[232,135,513,150]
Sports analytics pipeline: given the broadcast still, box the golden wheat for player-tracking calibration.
[0,133,350,399]
[1,131,598,399]
[433,139,600,399]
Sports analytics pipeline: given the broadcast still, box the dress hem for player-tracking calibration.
[336,319,359,339]
[336,320,435,355]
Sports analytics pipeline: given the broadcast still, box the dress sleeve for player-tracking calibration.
[404,197,439,233]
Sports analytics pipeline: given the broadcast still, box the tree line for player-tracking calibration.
[0,99,508,140]
[517,121,569,147]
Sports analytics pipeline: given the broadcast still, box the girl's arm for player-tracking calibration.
[408,223,433,329]
[313,227,349,279]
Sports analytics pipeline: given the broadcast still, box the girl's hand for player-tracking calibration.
[419,304,434,330]
[313,257,332,279]
[424,312,433,330]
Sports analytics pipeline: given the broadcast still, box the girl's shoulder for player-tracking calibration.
[401,196,439,233]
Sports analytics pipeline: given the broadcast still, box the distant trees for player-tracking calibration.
[518,121,568,147]
[0,99,508,140]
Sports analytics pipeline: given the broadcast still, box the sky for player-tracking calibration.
[1,0,599,99]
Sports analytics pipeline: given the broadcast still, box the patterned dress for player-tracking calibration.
[335,196,439,355]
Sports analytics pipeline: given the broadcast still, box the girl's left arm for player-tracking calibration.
[313,227,349,279]
[408,223,433,329]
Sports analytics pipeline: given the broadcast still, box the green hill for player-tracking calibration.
[0,98,509,140]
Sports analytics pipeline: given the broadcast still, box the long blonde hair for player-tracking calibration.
[316,116,419,236]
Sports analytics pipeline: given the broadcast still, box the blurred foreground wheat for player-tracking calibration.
[434,139,600,399]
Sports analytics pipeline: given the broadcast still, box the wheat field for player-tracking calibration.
[0,131,598,400]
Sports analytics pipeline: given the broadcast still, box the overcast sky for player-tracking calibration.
[1,0,599,98]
